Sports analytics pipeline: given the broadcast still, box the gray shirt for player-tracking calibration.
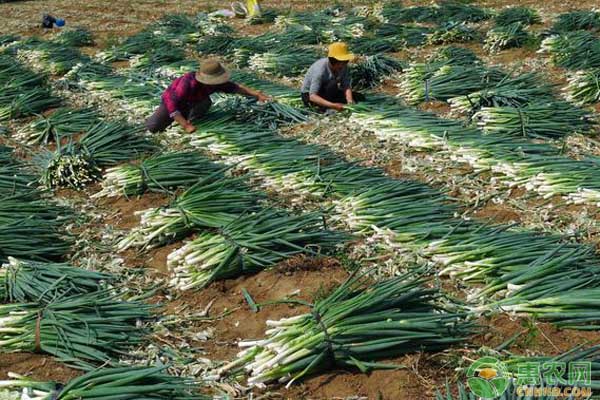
[301,58,351,94]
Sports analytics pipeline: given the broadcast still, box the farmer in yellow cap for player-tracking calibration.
[146,59,270,133]
[301,42,358,112]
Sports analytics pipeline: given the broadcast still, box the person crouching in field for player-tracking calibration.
[146,59,270,133]
[301,42,362,112]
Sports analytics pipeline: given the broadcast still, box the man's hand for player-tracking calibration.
[331,103,346,112]
[257,93,272,103]
[184,122,196,133]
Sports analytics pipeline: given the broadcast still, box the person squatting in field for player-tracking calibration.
[301,42,364,112]
[146,59,270,133]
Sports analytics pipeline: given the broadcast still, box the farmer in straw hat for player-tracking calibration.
[146,59,270,133]
[301,42,361,112]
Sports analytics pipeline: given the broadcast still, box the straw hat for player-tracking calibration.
[196,59,230,85]
[328,42,355,62]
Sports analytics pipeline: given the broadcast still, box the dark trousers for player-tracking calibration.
[145,98,212,133]
[301,81,364,109]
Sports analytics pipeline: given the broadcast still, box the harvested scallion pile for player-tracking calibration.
[0,257,111,303]
[220,269,473,387]
[94,151,224,198]
[0,365,207,400]
[0,290,153,369]
[117,174,265,250]
[167,209,350,290]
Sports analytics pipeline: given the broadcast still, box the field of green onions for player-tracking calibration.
[1,0,600,398]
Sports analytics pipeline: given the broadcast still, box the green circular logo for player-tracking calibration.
[467,357,510,399]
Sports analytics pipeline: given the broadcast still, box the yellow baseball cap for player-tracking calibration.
[328,42,355,62]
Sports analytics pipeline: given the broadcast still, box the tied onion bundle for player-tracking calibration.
[0,87,61,122]
[247,47,318,78]
[0,192,71,226]
[15,40,91,75]
[37,121,156,189]
[551,10,600,33]
[128,47,186,72]
[0,365,207,400]
[220,270,473,387]
[167,209,350,290]
[495,6,541,27]
[94,151,224,198]
[429,46,482,66]
[196,34,236,55]
[117,175,265,251]
[332,179,457,239]
[473,101,594,139]
[565,68,600,105]
[19,107,100,145]
[398,64,506,104]
[96,31,174,63]
[426,22,479,45]
[0,220,73,262]
[350,54,405,90]
[484,22,530,53]
[539,31,600,70]
[0,290,153,369]
[0,257,111,303]
[0,56,46,89]
[53,27,94,47]
[448,73,556,115]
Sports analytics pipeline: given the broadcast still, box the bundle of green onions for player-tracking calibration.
[331,178,457,239]
[96,31,173,63]
[167,209,349,290]
[0,220,73,262]
[196,34,236,55]
[426,22,479,45]
[117,175,265,251]
[53,27,94,47]
[128,47,186,72]
[219,270,473,387]
[247,47,318,78]
[473,101,594,139]
[436,1,491,23]
[484,22,530,53]
[37,121,156,189]
[398,64,506,104]
[0,56,46,89]
[0,192,71,226]
[429,46,482,66]
[0,87,61,122]
[539,31,600,70]
[495,6,541,27]
[94,151,224,198]
[0,290,153,369]
[15,40,91,75]
[551,10,600,33]
[0,257,111,303]
[0,365,207,400]
[350,54,406,90]
[565,68,600,105]
[18,107,99,145]
[0,34,19,47]
[348,36,399,54]
[448,73,555,115]
[0,146,39,195]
